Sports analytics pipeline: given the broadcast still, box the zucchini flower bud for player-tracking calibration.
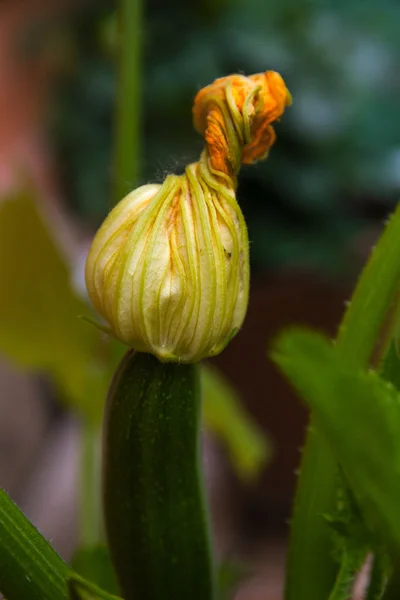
[85,71,290,363]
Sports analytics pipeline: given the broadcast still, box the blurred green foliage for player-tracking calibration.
[272,327,400,563]
[45,0,400,272]
[0,189,112,423]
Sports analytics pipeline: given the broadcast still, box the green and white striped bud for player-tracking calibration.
[85,161,249,363]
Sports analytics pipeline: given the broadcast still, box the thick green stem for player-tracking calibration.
[113,0,142,205]
[285,206,400,600]
[0,488,69,600]
[103,351,216,600]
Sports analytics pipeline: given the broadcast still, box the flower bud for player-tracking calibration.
[85,168,249,363]
[85,70,290,363]
[193,71,292,176]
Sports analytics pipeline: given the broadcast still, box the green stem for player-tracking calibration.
[0,488,69,600]
[113,0,142,205]
[80,421,102,547]
[103,351,216,600]
[285,205,400,600]
[285,424,337,600]
[327,552,363,600]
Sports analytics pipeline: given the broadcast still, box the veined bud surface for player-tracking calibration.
[85,169,249,362]
[85,70,290,363]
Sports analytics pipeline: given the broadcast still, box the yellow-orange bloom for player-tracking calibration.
[193,71,292,176]
[85,71,291,362]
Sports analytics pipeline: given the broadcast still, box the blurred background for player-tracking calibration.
[0,0,399,598]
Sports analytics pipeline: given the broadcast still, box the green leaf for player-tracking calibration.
[0,488,69,600]
[272,327,400,561]
[0,190,91,386]
[202,365,271,482]
[103,351,216,600]
[72,545,119,596]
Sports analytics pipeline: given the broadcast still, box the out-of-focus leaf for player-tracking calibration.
[272,327,400,561]
[0,190,90,375]
[72,545,119,597]
[0,189,116,422]
[202,364,271,482]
